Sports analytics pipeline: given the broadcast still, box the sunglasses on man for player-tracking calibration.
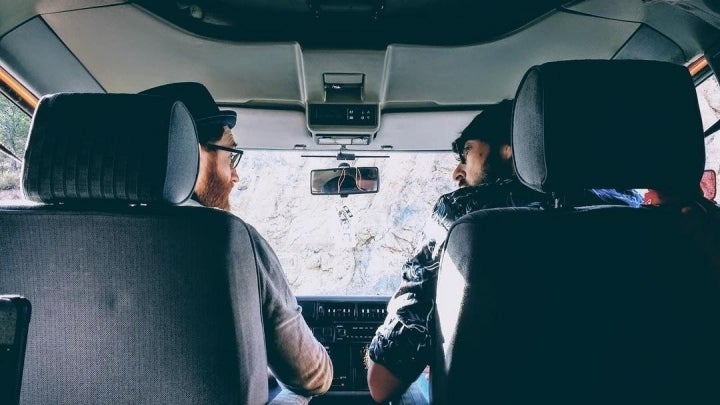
[204,143,244,169]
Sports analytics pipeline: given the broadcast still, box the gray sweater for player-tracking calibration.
[247,224,333,396]
[184,199,333,399]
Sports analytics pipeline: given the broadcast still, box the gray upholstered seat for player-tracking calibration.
[0,93,269,404]
[0,295,30,405]
[433,60,720,404]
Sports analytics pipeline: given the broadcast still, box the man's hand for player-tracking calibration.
[366,358,410,404]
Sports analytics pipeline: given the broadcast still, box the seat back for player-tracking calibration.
[0,94,269,404]
[433,60,720,404]
[0,295,31,405]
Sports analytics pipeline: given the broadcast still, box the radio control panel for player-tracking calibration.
[298,296,389,393]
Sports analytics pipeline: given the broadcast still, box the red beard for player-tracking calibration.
[195,168,233,211]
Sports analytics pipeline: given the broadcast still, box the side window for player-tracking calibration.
[0,93,30,201]
[696,74,720,203]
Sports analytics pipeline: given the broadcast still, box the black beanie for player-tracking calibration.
[452,99,513,155]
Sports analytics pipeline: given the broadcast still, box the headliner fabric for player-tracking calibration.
[512,60,705,194]
[22,93,199,204]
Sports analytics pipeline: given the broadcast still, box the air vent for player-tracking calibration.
[315,134,371,145]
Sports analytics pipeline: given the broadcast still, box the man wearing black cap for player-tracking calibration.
[366,100,643,402]
[142,82,241,211]
[141,82,333,400]
[365,100,543,403]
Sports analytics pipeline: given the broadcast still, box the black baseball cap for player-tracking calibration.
[140,82,237,131]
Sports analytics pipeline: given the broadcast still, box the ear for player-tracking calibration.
[197,144,212,170]
[500,145,513,160]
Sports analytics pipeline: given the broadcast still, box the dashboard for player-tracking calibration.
[298,296,389,395]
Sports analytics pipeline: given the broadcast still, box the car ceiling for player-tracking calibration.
[0,0,719,151]
[135,0,572,49]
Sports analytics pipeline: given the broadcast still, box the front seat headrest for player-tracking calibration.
[22,93,199,205]
[512,59,705,195]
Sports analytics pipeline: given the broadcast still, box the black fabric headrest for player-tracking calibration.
[512,60,705,194]
[23,93,199,205]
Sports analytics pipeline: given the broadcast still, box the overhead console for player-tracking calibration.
[307,73,380,146]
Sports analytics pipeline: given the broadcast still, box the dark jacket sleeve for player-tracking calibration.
[248,226,333,396]
[368,239,439,383]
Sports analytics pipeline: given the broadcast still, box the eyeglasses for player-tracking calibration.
[204,143,244,169]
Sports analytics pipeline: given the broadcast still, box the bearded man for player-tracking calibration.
[366,100,642,403]
[141,82,333,403]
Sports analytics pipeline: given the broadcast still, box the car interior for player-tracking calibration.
[0,0,719,404]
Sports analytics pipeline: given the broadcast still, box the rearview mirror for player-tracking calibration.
[311,166,380,196]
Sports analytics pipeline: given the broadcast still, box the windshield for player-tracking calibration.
[230,151,455,296]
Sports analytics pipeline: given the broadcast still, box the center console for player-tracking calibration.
[298,296,389,393]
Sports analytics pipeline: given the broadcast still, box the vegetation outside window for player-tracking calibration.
[0,93,29,201]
